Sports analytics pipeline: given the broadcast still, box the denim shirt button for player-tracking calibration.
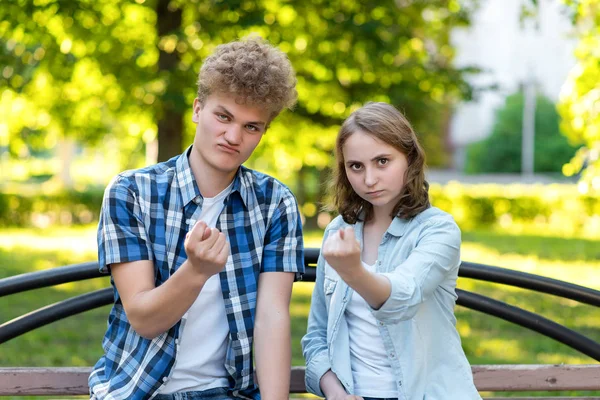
[389,352,396,358]
[378,321,384,326]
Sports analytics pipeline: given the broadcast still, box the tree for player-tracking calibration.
[465,91,577,174]
[557,0,600,188]
[1,0,478,191]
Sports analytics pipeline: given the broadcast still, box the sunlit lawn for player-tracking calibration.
[1,225,599,398]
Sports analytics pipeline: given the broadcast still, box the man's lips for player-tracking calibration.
[217,144,239,153]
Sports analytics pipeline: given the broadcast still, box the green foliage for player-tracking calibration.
[0,188,103,227]
[429,182,600,237]
[558,0,600,188]
[0,0,478,177]
[465,91,577,174]
[2,182,599,242]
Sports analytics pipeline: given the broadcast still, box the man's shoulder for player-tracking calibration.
[239,166,294,199]
[109,157,179,193]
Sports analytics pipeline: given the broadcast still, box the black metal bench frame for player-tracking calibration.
[1,248,600,397]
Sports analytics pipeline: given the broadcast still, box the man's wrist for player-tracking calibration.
[179,260,212,286]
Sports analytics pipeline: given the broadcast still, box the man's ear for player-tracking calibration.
[192,98,203,123]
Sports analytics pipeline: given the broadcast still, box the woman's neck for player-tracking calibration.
[362,214,393,264]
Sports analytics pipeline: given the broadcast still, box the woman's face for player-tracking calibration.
[342,129,409,217]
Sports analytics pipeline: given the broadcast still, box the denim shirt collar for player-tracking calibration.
[355,211,412,240]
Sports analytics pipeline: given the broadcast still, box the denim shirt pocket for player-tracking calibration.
[324,275,338,296]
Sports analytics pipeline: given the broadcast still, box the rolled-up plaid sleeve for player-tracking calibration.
[261,187,304,275]
[97,175,154,274]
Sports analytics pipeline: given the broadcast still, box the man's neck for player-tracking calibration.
[188,154,237,198]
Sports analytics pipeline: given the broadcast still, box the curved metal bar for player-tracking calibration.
[3,284,599,362]
[0,262,105,297]
[0,288,113,344]
[460,261,600,307]
[2,247,599,358]
[302,248,600,306]
[456,289,600,361]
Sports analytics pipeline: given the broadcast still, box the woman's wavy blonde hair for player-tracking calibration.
[331,102,430,224]
[197,36,297,120]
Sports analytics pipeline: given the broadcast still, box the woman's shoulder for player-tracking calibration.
[412,206,460,231]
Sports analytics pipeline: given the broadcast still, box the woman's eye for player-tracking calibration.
[378,158,389,166]
[350,164,362,171]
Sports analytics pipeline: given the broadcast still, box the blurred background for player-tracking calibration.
[1,0,599,398]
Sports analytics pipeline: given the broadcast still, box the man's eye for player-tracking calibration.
[217,114,229,121]
[246,125,259,132]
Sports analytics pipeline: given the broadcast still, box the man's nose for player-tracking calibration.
[224,124,243,145]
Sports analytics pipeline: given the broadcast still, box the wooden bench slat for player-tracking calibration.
[0,365,599,396]
[488,398,600,400]
[472,364,600,391]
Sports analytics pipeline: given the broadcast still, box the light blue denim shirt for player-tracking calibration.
[301,206,481,400]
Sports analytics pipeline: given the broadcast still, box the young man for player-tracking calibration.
[89,37,304,400]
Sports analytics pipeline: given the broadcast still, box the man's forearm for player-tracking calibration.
[254,310,291,400]
[121,260,209,338]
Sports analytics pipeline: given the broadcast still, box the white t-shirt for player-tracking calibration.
[345,261,397,398]
[159,183,233,394]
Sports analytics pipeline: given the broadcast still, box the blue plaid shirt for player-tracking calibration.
[89,147,304,400]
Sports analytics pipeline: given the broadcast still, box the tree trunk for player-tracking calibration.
[156,0,183,162]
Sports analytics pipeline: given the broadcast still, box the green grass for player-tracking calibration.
[1,226,599,398]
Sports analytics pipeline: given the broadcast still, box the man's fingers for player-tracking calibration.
[188,220,207,242]
[216,234,230,262]
[202,226,212,241]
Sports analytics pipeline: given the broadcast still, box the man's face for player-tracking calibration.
[192,93,271,177]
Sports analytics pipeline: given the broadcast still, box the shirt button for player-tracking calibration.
[398,380,402,386]
[175,339,180,345]
[378,321,384,326]
[162,377,168,382]
[389,352,396,358]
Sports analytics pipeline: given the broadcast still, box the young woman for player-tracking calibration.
[302,102,481,400]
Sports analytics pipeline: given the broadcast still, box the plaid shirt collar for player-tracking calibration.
[176,146,250,209]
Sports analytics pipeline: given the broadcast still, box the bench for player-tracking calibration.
[1,248,600,398]
[0,365,599,397]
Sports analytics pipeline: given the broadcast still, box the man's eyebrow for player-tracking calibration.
[214,105,234,118]
[214,105,267,126]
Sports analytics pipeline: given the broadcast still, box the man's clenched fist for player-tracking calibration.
[184,220,230,278]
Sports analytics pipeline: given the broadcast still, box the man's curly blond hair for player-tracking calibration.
[197,36,297,120]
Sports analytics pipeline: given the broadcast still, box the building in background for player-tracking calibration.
[448,0,577,172]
